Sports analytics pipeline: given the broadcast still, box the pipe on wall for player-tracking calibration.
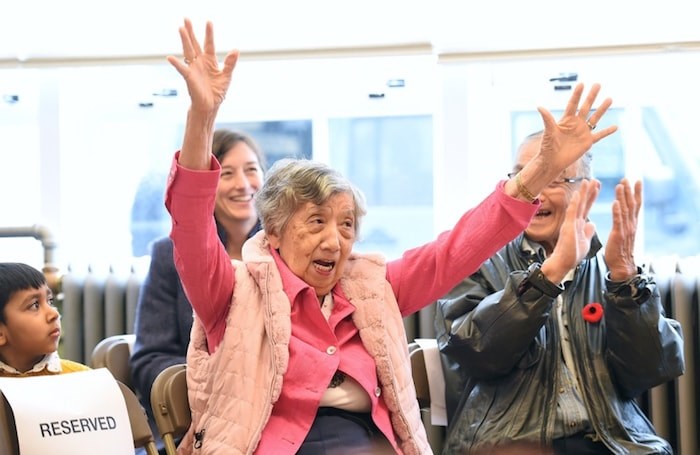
[0,224,61,293]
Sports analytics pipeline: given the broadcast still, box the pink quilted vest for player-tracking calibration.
[178,234,430,455]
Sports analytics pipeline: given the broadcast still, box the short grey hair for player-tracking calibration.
[254,159,367,237]
[521,130,593,179]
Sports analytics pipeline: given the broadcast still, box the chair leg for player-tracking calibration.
[163,434,179,455]
[144,441,160,455]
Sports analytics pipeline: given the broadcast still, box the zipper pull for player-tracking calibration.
[194,429,205,449]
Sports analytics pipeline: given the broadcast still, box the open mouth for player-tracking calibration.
[314,260,335,273]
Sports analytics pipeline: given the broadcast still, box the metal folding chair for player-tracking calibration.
[150,364,190,455]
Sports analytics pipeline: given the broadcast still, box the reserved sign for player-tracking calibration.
[0,368,133,454]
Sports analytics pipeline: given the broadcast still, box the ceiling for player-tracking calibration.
[2,0,700,63]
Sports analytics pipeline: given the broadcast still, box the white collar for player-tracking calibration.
[0,351,62,375]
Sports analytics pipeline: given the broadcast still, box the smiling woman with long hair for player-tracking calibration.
[130,128,265,452]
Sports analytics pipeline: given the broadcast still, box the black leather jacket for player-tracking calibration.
[435,233,684,454]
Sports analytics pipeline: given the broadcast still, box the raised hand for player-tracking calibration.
[168,19,239,113]
[541,179,600,285]
[168,19,240,170]
[537,83,618,177]
[507,83,618,203]
[605,179,642,281]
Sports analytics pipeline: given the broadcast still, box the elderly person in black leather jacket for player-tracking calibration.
[436,131,685,455]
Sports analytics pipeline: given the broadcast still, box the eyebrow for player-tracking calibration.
[21,288,51,303]
[222,161,260,169]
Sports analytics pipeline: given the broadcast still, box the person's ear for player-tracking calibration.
[267,232,281,249]
[0,324,8,346]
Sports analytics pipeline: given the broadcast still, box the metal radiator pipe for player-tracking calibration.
[0,224,61,292]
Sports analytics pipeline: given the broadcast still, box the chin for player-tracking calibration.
[525,231,554,245]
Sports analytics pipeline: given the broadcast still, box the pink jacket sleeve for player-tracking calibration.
[165,153,232,349]
[386,181,539,316]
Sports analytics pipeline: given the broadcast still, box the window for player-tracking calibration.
[440,50,700,259]
[0,54,435,269]
[129,119,313,256]
[329,115,433,259]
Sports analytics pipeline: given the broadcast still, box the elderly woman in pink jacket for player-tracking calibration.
[164,19,618,455]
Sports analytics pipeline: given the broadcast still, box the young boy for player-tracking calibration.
[0,262,89,376]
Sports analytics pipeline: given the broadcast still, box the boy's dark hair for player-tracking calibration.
[0,263,47,323]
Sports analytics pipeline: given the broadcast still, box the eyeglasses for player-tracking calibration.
[507,172,586,188]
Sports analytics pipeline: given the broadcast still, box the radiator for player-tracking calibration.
[58,263,147,365]
[646,255,699,455]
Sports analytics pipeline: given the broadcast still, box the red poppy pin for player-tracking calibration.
[582,302,604,323]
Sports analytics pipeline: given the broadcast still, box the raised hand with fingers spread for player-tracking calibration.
[541,178,601,285]
[168,19,240,171]
[168,19,238,112]
[506,83,618,204]
[605,179,643,281]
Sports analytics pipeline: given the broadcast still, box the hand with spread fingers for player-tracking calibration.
[541,178,600,284]
[605,179,643,281]
[167,19,238,113]
[507,83,618,203]
[537,83,617,176]
[537,83,617,173]
[168,19,240,171]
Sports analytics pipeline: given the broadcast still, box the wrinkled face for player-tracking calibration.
[0,284,61,372]
[268,193,357,297]
[516,138,583,255]
[214,142,263,224]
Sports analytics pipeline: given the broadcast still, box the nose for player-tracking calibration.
[321,226,341,252]
[46,304,60,322]
[232,169,250,190]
